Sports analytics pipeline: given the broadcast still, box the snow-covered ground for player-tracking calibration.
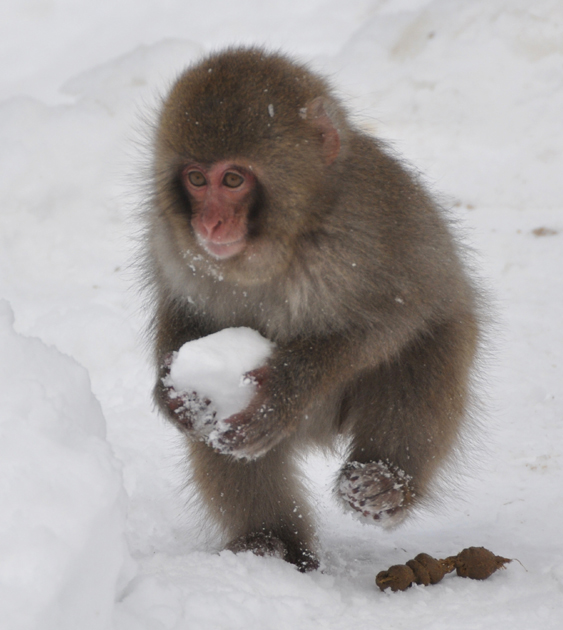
[1,1,562,628]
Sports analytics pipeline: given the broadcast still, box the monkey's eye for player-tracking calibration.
[223,172,244,188]
[187,171,206,187]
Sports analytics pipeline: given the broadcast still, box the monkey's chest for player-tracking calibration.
[193,275,341,341]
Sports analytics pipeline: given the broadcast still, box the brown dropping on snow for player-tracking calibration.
[532,227,558,237]
[376,547,511,592]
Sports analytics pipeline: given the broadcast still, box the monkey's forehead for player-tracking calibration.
[158,48,331,160]
[175,47,329,110]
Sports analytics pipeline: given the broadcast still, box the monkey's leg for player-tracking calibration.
[188,438,319,571]
[337,315,478,526]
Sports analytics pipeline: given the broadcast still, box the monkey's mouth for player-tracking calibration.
[199,237,246,260]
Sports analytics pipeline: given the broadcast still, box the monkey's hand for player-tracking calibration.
[156,354,217,439]
[337,461,414,528]
[166,386,217,438]
[207,366,291,459]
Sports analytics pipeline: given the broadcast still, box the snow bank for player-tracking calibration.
[0,301,128,630]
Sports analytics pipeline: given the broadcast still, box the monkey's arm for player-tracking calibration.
[208,330,373,459]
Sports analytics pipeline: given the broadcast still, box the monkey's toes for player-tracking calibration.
[226,531,319,572]
[337,460,413,527]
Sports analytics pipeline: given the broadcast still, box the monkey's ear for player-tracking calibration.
[306,97,341,165]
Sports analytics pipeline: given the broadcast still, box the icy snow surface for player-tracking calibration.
[1,1,562,629]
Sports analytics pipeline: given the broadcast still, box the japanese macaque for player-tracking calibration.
[144,48,480,571]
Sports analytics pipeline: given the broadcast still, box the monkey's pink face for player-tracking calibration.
[182,161,256,260]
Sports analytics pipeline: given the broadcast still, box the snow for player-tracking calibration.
[0,1,561,628]
[0,301,128,630]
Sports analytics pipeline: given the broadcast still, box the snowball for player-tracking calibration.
[165,328,274,423]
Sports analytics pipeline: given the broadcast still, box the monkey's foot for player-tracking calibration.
[226,531,319,572]
[337,461,413,528]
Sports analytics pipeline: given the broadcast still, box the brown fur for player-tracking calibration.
[143,47,481,570]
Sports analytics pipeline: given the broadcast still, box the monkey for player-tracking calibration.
[143,47,481,572]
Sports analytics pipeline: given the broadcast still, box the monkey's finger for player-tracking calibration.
[162,352,175,370]
[242,365,269,388]
[209,415,282,459]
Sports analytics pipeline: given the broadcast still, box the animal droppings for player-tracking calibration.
[376,547,511,592]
